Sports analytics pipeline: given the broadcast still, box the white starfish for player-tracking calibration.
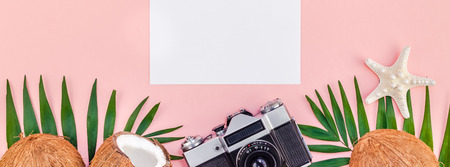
[365,46,435,118]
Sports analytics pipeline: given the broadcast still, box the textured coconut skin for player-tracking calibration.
[90,131,172,167]
[350,129,439,167]
[0,133,85,167]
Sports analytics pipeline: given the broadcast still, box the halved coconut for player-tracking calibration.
[0,133,85,167]
[90,131,171,167]
[350,129,439,167]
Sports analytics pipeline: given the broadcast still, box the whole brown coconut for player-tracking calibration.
[0,133,85,167]
[350,129,439,167]
[90,131,171,167]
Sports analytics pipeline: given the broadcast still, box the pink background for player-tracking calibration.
[1,0,450,166]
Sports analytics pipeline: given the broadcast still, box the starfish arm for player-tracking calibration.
[365,59,387,74]
[405,74,436,89]
[393,46,410,69]
[365,85,387,104]
[391,93,410,118]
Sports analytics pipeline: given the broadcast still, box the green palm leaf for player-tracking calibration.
[310,157,350,167]
[103,90,116,140]
[328,85,348,146]
[385,96,397,130]
[124,96,149,132]
[376,97,387,129]
[87,79,98,162]
[61,77,78,149]
[338,81,358,146]
[6,80,22,148]
[306,95,334,135]
[298,124,339,141]
[419,86,433,150]
[403,90,415,135]
[135,102,160,135]
[23,76,40,136]
[308,145,351,153]
[170,155,184,160]
[143,125,183,137]
[354,77,369,137]
[439,106,450,167]
[153,137,184,144]
[39,75,57,135]
[315,90,339,137]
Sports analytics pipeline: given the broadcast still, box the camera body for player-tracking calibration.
[181,99,312,167]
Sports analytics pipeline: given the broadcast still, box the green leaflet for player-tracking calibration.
[403,90,415,135]
[439,106,450,167]
[23,76,40,136]
[420,86,433,150]
[308,145,351,153]
[6,80,22,148]
[315,90,339,137]
[385,96,397,130]
[124,96,149,132]
[39,76,57,135]
[154,137,185,144]
[104,90,116,140]
[310,157,350,167]
[376,97,387,129]
[354,77,369,137]
[135,103,160,135]
[328,85,348,146]
[306,95,334,136]
[338,81,358,146]
[298,124,339,141]
[61,77,78,149]
[87,79,98,162]
[170,155,184,160]
[143,125,183,137]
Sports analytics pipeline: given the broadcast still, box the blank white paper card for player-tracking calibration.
[150,0,301,84]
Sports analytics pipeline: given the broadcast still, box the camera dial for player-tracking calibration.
[236,140,281,167]
[260,98,283,114]
[181,136,204,152]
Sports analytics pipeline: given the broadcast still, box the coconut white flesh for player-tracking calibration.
[116,135,167,167]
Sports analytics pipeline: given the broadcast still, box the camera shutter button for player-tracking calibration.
[212,124,226,136]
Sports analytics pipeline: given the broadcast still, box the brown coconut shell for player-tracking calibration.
[90,131,171,167]
[350,129,439,167]
[0,133,85,167]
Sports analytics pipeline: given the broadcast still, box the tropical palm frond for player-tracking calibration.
[23,76,40,136]
[39,76,57,135]
[419,86,433,150]
[338,81,358,146]
[61,77,78,149]
[402,90,415,135]
[299,77,449,167]
[376,97,386,129]
[6,80,21,148]
[5,76,184,163]
[123,97,149,132]
[86,79,98,162]
[439,106,450,166]
[103,90,116,140]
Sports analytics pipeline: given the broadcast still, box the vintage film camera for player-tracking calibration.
[181,99,312,167]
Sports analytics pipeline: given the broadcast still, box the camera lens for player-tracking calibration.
[236,141,281,167]
[251,156,269,167]
[244,151,276,167]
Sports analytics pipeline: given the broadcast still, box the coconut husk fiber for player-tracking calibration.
[350,129,439,167]
[0,133,85,167]
[90,131,171,167]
